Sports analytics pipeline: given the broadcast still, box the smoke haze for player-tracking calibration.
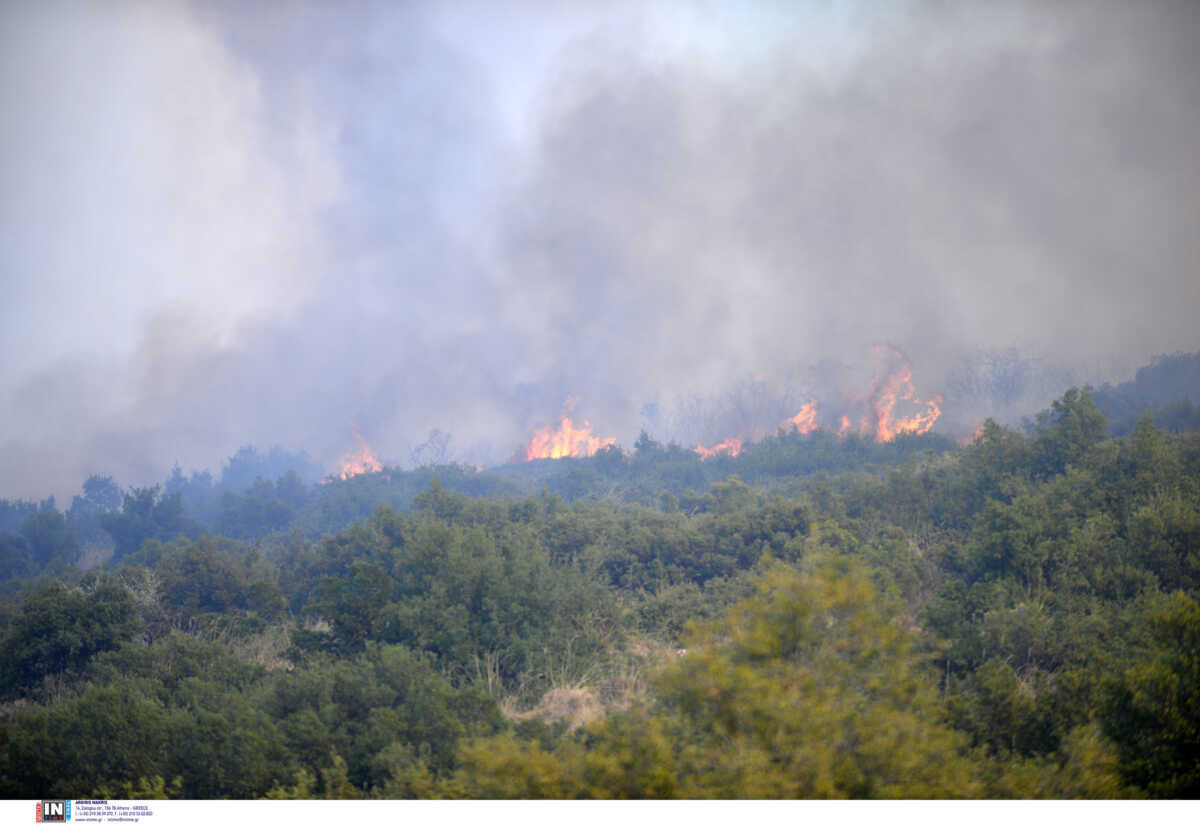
[3,0,1199,499]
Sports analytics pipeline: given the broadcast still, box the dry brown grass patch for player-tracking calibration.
[503,686,605,730]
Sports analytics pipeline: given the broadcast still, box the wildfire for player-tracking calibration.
[957,421,986,446]
[771,346,945,446]
[785,400,819,434]
[337,426,383,479]
[518,349,945,467]
[694,436,743,460]
[859,345,942,441]
[519,413,616,461]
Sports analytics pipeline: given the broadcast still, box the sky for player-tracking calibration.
[2,0,1199,500]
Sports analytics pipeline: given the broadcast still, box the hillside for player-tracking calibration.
[0,378,1198,798]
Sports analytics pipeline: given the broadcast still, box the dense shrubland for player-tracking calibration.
[2,360,1199,798]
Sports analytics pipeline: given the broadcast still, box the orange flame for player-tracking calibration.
[957,421,986,446]
[519,415,615,460]
[338,426,383,479]
[858,345,942,442]
[694,436,743,460]
[704,347,942,450]
[702,399,817,459]
[785,400,819,434]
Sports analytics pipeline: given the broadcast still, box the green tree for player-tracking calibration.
[20,508,80,568]
[103,486,199,560]
[0,578,141,698]
[1103,591,1200,797]
[0,532,34,580]
[455,557,981,798]
[1034,388,1107,478]
[68,475,123,542]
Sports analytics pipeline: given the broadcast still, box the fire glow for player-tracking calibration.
[694,436,743,461]
[783,346,942,443]
[514,349,950,464]
[958,421,986,447]
[860,345,942,441]
[786,400,819,435]
[694,345,943,457]
[518,403,616,461]
[337,426,383,480]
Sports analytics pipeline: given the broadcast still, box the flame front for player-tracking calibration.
[517,351,943,467]
[694,436,743,460]
[859,345,942,441]
[338,427,383,479]
[785,400,819,434]
[520,415,616,461]
[704,346,942,452]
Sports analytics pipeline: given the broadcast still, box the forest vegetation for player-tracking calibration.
[1,353,1199,799]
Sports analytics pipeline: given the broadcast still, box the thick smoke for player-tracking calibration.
[2,1,1199,499]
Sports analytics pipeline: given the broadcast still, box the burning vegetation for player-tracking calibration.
[371,348,948,470]
[694,436,743,461]
[785,400,820,435]
[694,345,943,458]
[517,398,616,461]
[858,345,943,441]
[336,426,383,480]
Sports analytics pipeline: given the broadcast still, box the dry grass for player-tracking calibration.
[503,686,605,730]
[499,634,684,730]
[225,622,295,671]
[184,618,296,672]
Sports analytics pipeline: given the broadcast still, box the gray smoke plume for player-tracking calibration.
[3,0,1198,499]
